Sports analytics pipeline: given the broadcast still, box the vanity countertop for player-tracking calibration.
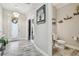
[65,44,79,50]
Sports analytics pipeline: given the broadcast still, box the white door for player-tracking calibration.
[11,22,18,40]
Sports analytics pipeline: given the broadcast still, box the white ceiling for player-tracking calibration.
[0,3,42,17]
[0,3,69,16]
[0,3,33,16]
[53,3,69,9]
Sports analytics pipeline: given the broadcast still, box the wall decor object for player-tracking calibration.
[64,16,72,20]
[73,5,79,16]
[12,18,18,24]
[58,20,63,23]
[52,18,56,24]
[36,4,46,24]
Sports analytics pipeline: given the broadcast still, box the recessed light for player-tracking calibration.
[13,12,20,18]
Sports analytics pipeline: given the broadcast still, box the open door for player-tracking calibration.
[11,22,18,41]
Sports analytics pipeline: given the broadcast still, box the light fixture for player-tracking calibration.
[58,20,63,23]
[11,12,20,24]
[13,12,20,18]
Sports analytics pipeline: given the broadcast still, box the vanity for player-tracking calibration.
[53,38,79,56]
[52,38,66,56]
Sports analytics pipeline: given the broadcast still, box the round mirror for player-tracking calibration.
[12,18,18,24]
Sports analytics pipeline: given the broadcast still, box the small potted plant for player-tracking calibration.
[0,36,8,51]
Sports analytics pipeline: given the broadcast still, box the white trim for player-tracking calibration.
[9,37,27,39]
[31,40,49,56]
[18,38,26,39]
[8,37,27,42]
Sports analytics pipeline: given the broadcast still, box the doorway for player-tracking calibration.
[11,21,18,41]
[11,17,26,41]
[28,19,31,40]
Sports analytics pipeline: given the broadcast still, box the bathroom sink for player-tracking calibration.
[56,40,66,44]
[54,40,66,48]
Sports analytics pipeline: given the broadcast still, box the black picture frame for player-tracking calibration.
[36,4,46,24]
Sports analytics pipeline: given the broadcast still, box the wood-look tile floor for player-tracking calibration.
[3,39,43,56]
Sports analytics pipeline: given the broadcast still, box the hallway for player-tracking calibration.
[3,39,43,56]
[0,3,53,56]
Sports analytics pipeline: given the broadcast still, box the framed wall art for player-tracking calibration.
[36,4,46,24]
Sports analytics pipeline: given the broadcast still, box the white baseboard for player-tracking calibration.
[8,37,27,42]
[31,40,49,56]
[18,37,27,39]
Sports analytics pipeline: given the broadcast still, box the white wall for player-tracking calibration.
[18,15,26,39]
[3,9,11,39]
[52,6,57,34]
[0,5,3,32]
[27,4,53,55]
[57,3,79,48]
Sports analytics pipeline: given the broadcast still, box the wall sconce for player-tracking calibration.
[64,16,72,20]
[73,5,79,16]
[13,12,20,18]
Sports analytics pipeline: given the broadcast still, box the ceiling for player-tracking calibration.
[53,3,69,9]
[0,3,69,16]
[0,3,42,17]
[0,3,33,16]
